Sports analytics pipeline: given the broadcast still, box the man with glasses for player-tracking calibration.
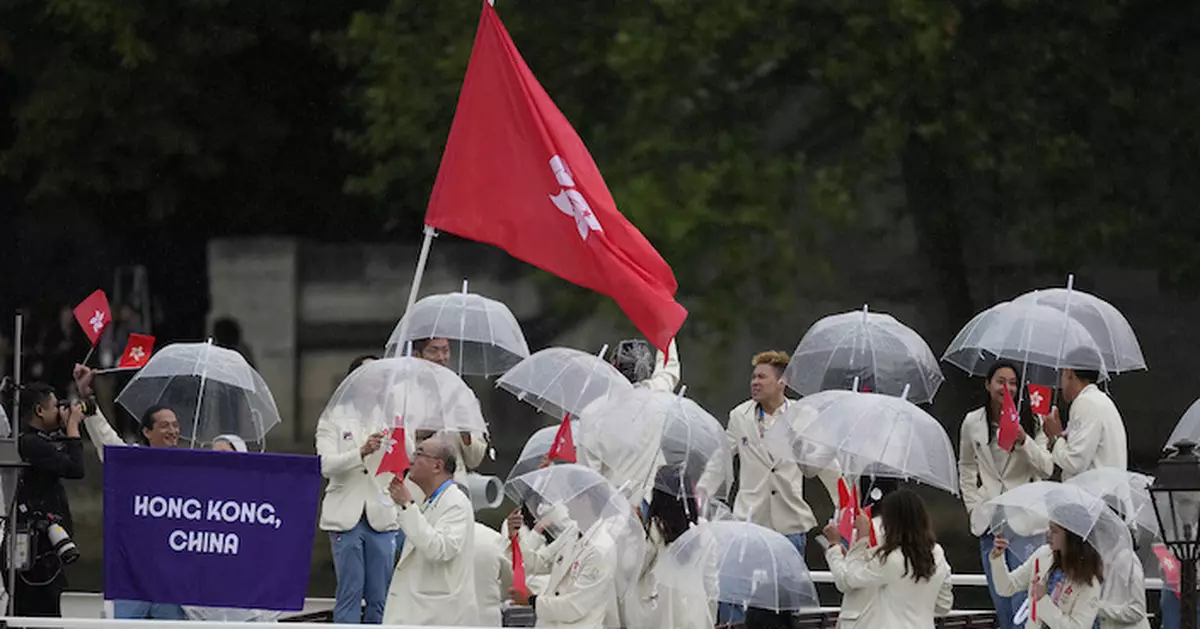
[382,435,477,626]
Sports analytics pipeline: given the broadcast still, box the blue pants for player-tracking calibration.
[112,600,186,620]
[1160,586,1198,629]
[980,532,1029,629]
[717,533,807,624]
[330,517,398,624]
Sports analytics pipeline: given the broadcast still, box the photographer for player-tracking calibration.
[5,383,85,617]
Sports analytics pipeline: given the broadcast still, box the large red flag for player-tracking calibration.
[511,536,529,600]
[423,2,687,352]
[996,385,1021,452]
[73,290,112,345]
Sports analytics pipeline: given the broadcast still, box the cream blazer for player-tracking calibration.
[315,404,400,532]
[1051,385,1129,480]
[990,545,1101,629]
[382,483,478,626]
[958,407,1053,535]
[473,522,513,627]
[826,536,953,629]
[528,524,620,629]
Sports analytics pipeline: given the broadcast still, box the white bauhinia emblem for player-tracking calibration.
[129,346,146,363]
[1164,557,1177,571]
[89,310,106,333]
[1029,389,1044,410]
[548,155,602,240]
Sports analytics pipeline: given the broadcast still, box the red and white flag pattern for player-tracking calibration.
[118,334,155,369]
[73,290,112,345]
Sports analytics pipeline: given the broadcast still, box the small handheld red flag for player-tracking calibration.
[996,386,1021,452]
[837,478,855,542]
[546,414,576,463]
[1027,384,1053,416]
[73,290,112,345]
[511,536,529,599]
[376,417,410,477]
[117,334,155,369]
[1154,544,1182,598]
[1032,559,1039,622]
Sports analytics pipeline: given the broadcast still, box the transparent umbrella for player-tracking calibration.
[972,481,1135,566]
[318,356,486,435]
[1165,398,1200,450]
[783,305,944,404]
[655,520,819,612]
[0,405,9,439]
[1012,278,1146,375]
[577,389,731,503]
[943,300,1110,386]
[507,420,580,482]
[116,342,281,447]
[497,347,633,420]
[383,284,530,376]
[1065,468,1157,539]
[505,464,646,597]
[766,389,958,495]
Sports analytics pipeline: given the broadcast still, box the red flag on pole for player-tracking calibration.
[1154,544,1182,598]
[511,535,529,599]
[837,478,855,542]
[73,290,112,345]
[422,1,687,353]
[376,417,410,477]
[864,505,878,547]
[117,334,155,369]
[546,414,576,463]
[1027,383,1053,416]
[996,385,1021,452]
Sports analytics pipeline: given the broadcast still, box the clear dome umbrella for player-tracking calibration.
[1012,276,1146,375]
[577,389,732,504]
[507,419,580,482]
[766,388,959,495]
[1065,468,1157,539]
[655,520,819,613]
[943,300,1110,386]
[116,341,281,447]
[318,356,487,435]
[505,464,646,598]
[497,347,634,420]
[783,305,944,404]
[1165,398,1200,450]
[384,282,530,376]
[972,481,1135,566]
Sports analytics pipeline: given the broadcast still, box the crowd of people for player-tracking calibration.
[1,326,1171,629]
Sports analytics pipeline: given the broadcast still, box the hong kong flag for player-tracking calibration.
[423,1,687,353]
[376,417,411,477]
[996,385,1021,452]
[836,478,858,543]
[117,334,155,369]
[73,290,111,345]
[546,414,576,464]
[1027,383,1053,416]
[511,536,529,599]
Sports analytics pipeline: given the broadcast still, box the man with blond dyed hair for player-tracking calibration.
[698,351,840,553]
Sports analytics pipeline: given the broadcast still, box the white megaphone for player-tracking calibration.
[464,473,504,511]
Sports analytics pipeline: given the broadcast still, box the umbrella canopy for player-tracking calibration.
[116,342,281,446]
[1065,468,1157,539]
[497,347,633,420]
[655,520,819,612]
[0,405,9,439]
[508,420,580,482]
[972,481,1134,565]
[318,356,486,435]
[505,464,646,596]
[1012,286,1145,374]
[1165,398,1200,450]
[577,389,732,502]
[783,306,944,404]
[766,390,958,495]
[384,288,530,376]
[943,300,1110,386]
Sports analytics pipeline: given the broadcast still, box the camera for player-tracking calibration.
[56,398,94,417]
[16,512,79,567]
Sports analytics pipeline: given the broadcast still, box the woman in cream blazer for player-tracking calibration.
[825,490,953,629]
[959,361,1053,628]
[990,526,1102,629]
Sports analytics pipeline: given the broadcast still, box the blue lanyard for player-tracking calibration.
[426,479,455,506]
[1046,567,1066,601]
